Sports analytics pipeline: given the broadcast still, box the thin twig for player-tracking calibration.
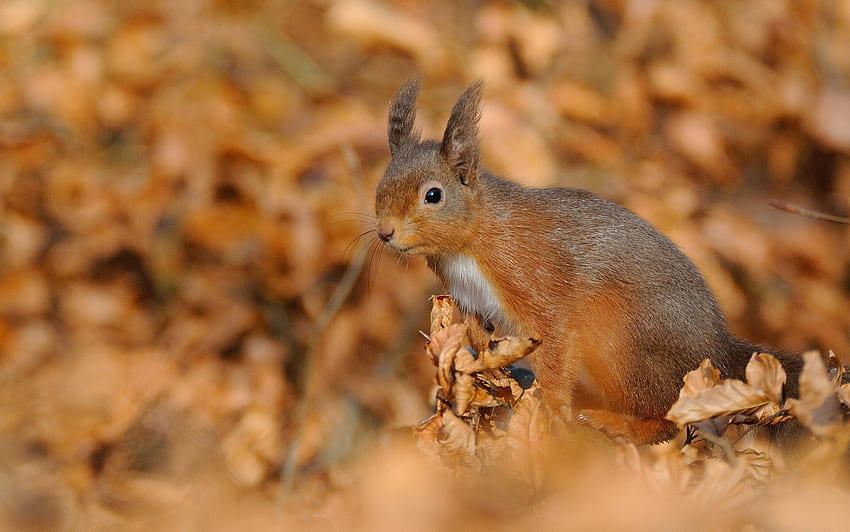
[281,143,369,492]
[281,234,369,492]
[768,200,850,225]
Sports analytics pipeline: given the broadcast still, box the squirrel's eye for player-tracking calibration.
[424,187,443,204]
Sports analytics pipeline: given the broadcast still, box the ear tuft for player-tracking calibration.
[388,78,421,157]
[441,81,483,185]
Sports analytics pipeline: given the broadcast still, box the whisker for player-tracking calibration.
[329,212,376,228]
[366,238,384,297]
[343,229,377,259]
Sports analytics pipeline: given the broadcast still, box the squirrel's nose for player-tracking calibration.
[376,224,395,243]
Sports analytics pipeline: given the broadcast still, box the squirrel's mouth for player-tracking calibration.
[383,242,423,255]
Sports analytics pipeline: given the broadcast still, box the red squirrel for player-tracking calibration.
[374,79,803,445]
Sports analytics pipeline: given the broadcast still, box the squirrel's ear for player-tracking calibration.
[388,78,421,157]
[442,81,483,185]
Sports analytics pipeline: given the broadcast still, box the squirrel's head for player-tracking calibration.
[375,79,483,256]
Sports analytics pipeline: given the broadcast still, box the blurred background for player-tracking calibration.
[1,0,849,529]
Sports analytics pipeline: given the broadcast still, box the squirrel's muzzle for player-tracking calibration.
[376,224,395,243]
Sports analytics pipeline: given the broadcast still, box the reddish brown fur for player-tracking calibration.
[375,80,803,446]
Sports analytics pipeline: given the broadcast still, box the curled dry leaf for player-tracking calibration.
[452,372,475,416]
[430,294,455,333]
[826,350,846,388]
[784,351,843,438]
[689,448,773,505]
[438,409,479,469]
[452,349,479,375]
[453,337,540,374]
[426,322,467,395]
[745,353,786,404]
[414,295,546,474]
[503,384,550,489]
[837,385,850,410]
[480,337,542,371]
[468,373,509,409]
[666,354,788,429]
[680,358,722,396]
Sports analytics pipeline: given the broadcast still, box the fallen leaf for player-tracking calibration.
[666,355,787,428]
[784,351,843,438]
[452,372,475,416]
[429,294,455,334]
[438,410,479,469]
[427,323,467,395]
[745,353,787,404]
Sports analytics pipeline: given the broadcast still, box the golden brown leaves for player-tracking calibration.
[415,296,547,477]
[666,354,790,429]
[416,297,850,508]
[1,1,850,528]
[666,351,850,480]
[785,352,846,440]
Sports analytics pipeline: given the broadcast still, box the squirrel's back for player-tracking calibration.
[467,173,734,416]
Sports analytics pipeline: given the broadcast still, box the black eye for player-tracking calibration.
[424,187,443,204]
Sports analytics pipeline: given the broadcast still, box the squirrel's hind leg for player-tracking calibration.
[576,409,678,445]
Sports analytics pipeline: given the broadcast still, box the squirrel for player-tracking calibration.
[374,79,804,445]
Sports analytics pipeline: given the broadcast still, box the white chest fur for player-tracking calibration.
[440,255,505,327]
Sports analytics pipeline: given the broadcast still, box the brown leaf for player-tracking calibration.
[468,384,505,409]
[806,88,850,150]
[664,110,738,183]
[503,384,550,488]
[429,295,455,336]
[668,355,794,430]
[425,323,467,396]
[826,350,846,388]
[837,384,850,410]
[414,413,443,442]
[436,324,467,393]
[438,410,478,469]
[784,351,843,438]
[326,0,447,71]
[739,449,773,488]
[452,349,480,375]
[478,336,541,370]
[745,352,786,404]
[468,371,514,409]
[689,447,773,505]
[666,358,784,427]
[222,408,281,487]
[678,358,723,399]
[452,372,475,416]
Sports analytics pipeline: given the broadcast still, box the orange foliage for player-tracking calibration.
[0,0,849,529]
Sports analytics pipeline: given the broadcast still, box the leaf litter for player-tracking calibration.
[2,1,850,529]
[410,296,850,525]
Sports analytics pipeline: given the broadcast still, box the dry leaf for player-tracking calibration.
[826,350,846,388]
[837,385,850,410]
[679,358,723,398]
[784,351,843,438]
[452,372,475,416]
[438,410,479,469]
[503,384,550,488]
[414,295,546,474]
[479,337,542,371]
[430,294,455,334]
[667,355,788,428]
[4,1,850,528]
[744,353,786,404]
[426,323,467,394]
[452,349,480,375]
